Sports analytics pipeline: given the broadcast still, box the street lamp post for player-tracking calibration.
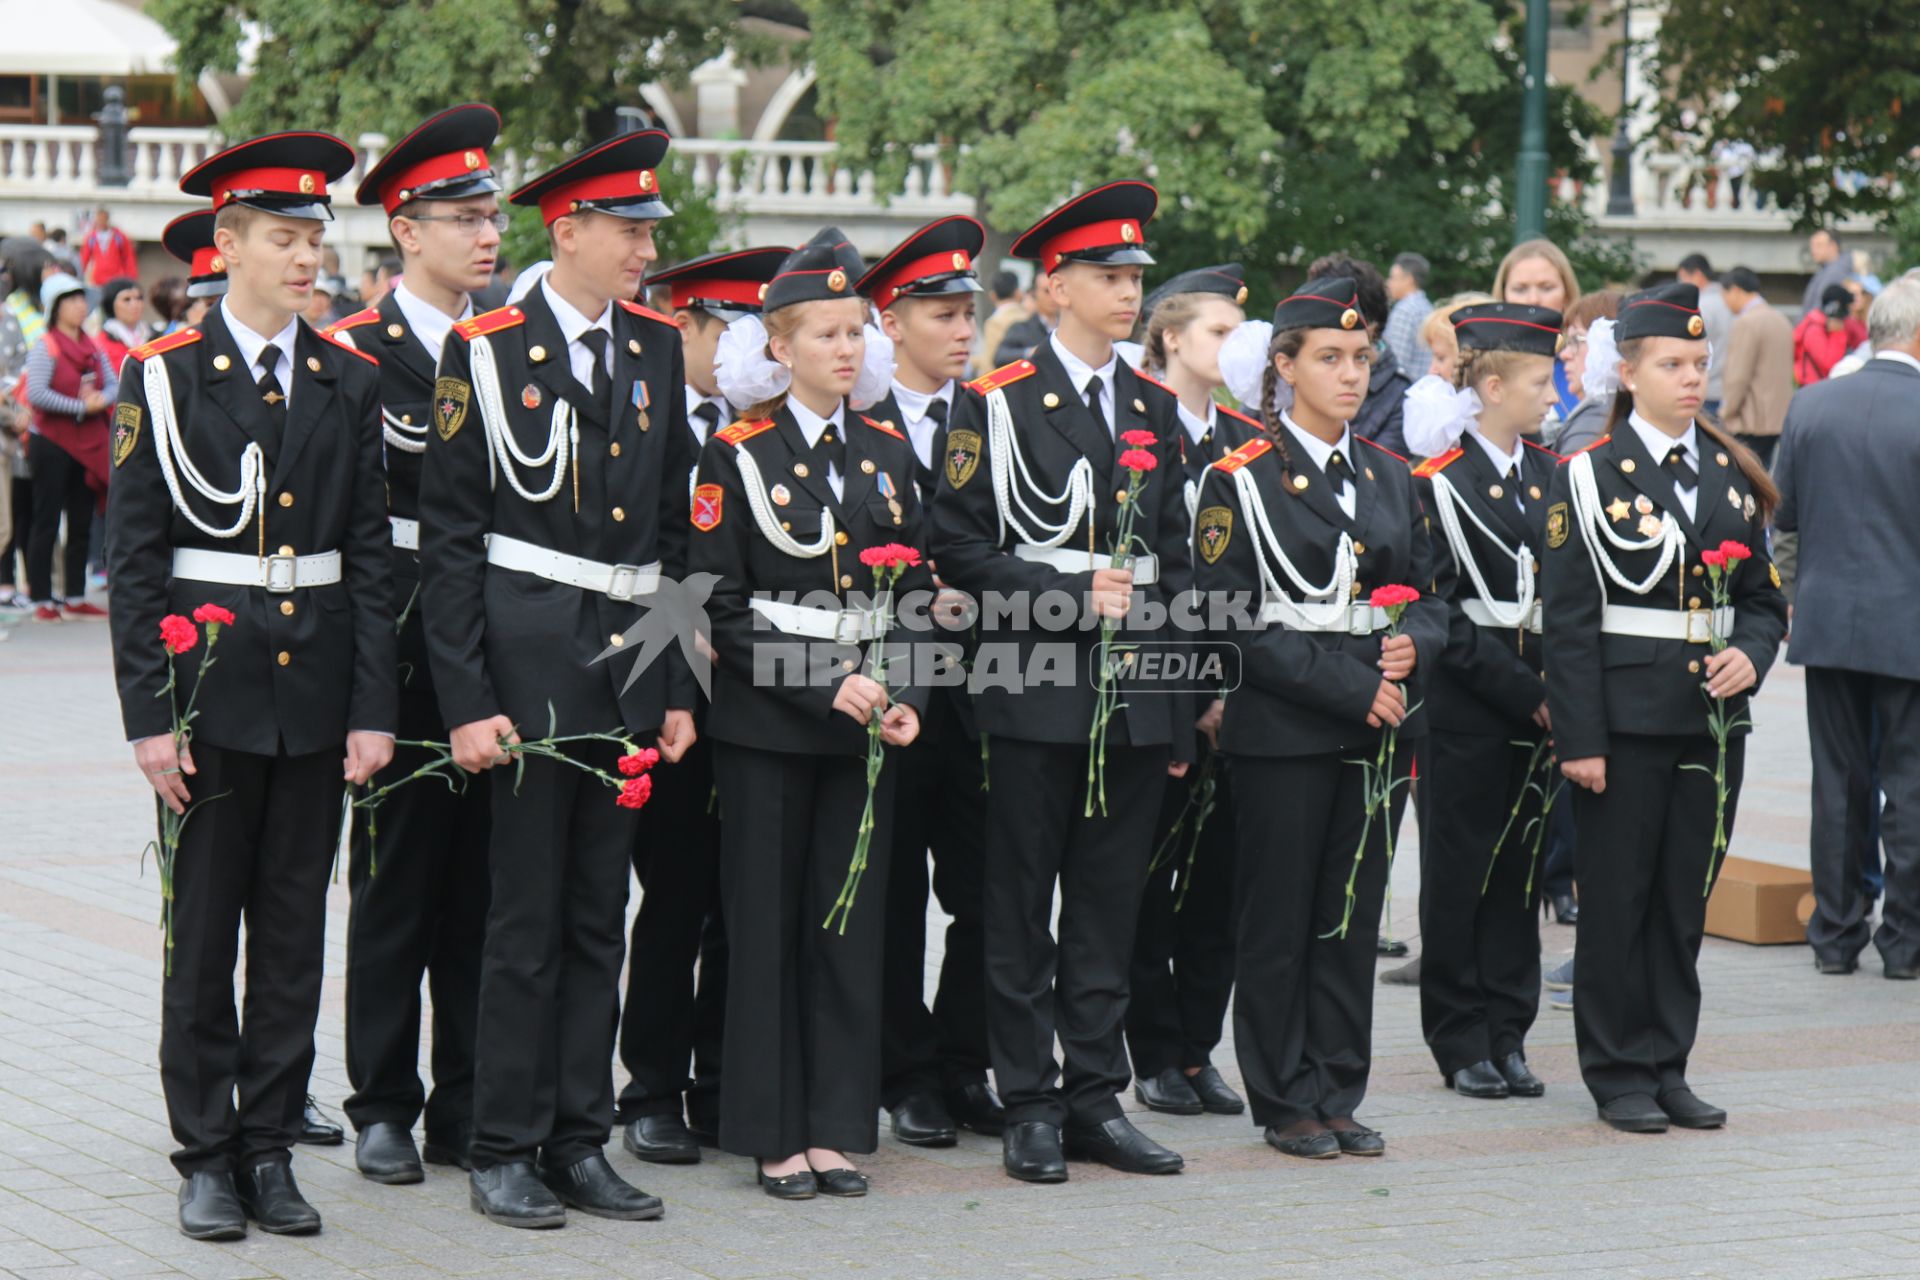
[1514,0,1551,242]
[1606,3,1636,216]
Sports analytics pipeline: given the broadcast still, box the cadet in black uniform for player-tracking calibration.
[1409,303,1564,1100]
[107,133,396,1240]
[159,208,227,308]
[930,183,1195,1183]
[1125,263,1255,1120]
[857,216,1004,1148]
[1543,282,1788,1133]
[691,228,935,1199]
[1190,276,1447,1160]
[328,103,505,1185]
[420,129,696,1227]
[614,245,785,1162]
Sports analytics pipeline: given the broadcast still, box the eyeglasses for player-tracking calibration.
[404,212,510,235]
[1561,332,1589,351]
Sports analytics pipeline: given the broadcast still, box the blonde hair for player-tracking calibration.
[1421,291,1494,381]
[741,304,807,422]
[1453,347,1544,393]
[1493,239,1582,310]
[1143,291,1213,374]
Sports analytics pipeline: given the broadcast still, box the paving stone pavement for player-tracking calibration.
[1,615,1916,1280]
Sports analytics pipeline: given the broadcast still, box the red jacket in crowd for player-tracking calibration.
[1793,311,1866,385]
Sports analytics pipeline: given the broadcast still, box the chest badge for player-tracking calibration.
[1743,493,1757,521]
[1727,484,1741,510]
[522,384,542,410]
[1606,497,1630,523]
[1637,513,1663,538]
[633,381,651,430]
[1634,494,1654,516]
[770,483,791,506]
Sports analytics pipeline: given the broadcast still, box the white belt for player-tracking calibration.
[1463,599,1543,633]
[486,534,660,603]
[1257,601,1389,635]
[389,517,419,551]
[748,597,889,644]
[1013,545,1159,586]
[1602,603,1733,644]
[172,547,342,593]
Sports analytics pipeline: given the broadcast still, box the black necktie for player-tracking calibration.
[578,330,611,410]
[692,400,723,438]
[1326,447,1356,488]
[1504,463,1524,512]
[1083,375,1106,434]
[1664,445,1697,492]
[817,421,846,480]
[924,396,950,465]
[256,347,286,447]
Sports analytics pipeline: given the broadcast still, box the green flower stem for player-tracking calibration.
[1086,465,1150,817]
[1484,737,1551,895]
[824,560,910,933]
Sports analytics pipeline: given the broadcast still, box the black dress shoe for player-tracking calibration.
[540,1153,664,1221]
[423,1122,473,1170]
[889,1092,959,1147]
[1376,936,1410,957]
[946,1082,1007,1136]
[1380,956,1421,985]
[1446,1060,1510,1099]
[1061,1116,1183,1175]
[298,1095,344,1146]
[1815,955,1858,975]
[1328,1123,1385,1156]
[234,1160,321,1235]
[1002,1120,1067,1183]
[1888,962,1919,980]
[355,1122,424,1184]
[1187,1066,1246,1116]
[686,1116,721,1148]
[1656,1087,1727,1129]
[1133,1067,1204,1116]
[623,1115,701,1164]
[1598,1093,1670,1133]
[470,1163,566,1228]
[1494,1052,1545,1098]
[1264,1125,1339,1159]
[810,1165,870,1198]
[177,1171,247,1241]
[1551,893,1580,925]
[757,1165,817,1200]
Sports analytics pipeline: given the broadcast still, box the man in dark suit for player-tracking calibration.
[1774,275,1920,981]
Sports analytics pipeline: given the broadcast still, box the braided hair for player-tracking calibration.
[1258,326,1307,487]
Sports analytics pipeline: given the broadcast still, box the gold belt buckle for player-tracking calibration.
[1685,607,1713,644]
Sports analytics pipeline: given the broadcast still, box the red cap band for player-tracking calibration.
[538,168,660,225]
[1041,219,1142,274]
[668,278,767,311]
[382,147,491,214]
[212,167,329,206]
[872,248,974,307]
[191,246,225,277]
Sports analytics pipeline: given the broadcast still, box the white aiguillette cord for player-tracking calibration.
[144,353,264,539]
[1568,449,1686,597]
[985,386,1093,548]
[469,334,575,502]
[1429,471,1534,628]
[332,326,430,455]
[1229,465,1356,630]
[732,443,835,558]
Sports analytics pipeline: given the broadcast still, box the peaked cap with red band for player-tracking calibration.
[510,130,673,227]
[181,131,357,222]
[1010,181,1157,276]
[357,103,502,215]
[1618,281,1707,342]
[1271,274,1367,332]
[857,215,985,309]
[161,209,229,300]
[762,227,870,312]
[1451,302,1563,358]
[646,245,790,320]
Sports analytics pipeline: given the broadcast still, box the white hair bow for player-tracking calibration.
[1218,320,1277,415]
[713,314,790,408]
[1580,317,1621,401]
[850,321,896,411]
[1402,374,1483,458]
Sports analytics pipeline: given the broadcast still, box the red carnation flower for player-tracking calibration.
[1120,429,1157,448]
[858,543,923,570]
[191,603,236,627]
[158,615,198,655]
[1718,540,1752,562]
[1369,584,1421,610]
[1701,549,1726,569]
[617,748,661,777]
[1117,448,1158,473]
[616,774,654,810]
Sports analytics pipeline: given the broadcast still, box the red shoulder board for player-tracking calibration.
[967,359,1037,395]
[1411,447,1463,479]
[1568,435,1611,459]
[128,327,202,362]
[858,415,907,441]
[452,304,528,342]
[317,328,378,366]
[618,299,676,325]
[715,418,776,447]
[1211,437,1273,473]
[1356,436,1408,463]
[1131,368,1176,398]
[326,307,380,335]
[1217,403,1262,431]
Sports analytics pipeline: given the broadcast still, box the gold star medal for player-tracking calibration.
[1605,497,1630,523]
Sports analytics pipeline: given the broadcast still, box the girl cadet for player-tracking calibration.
[1542,282,1787,1134]
[695,227,935,1198]
[1191,276,1446,1160]
[1405,303,1564,1101]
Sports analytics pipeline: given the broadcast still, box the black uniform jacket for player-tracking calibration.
[419,288,694,739]
[928,345,1195,761]
[106,308,397,754]
[1191,430,1447,759]
[689,404,936,755]
[1414,437,1559,737]
[1542,428,1789,761]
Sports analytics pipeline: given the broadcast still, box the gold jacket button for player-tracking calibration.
[401,414,412,425]
[278,544,295,556]
[841,658,856,671]
[1043,392,1060,409]
[609,442,621,457]
[1692,565,1705,577]
[278,492,294,508]
[1688,596,1701,609]
[781,521,792,531]
[628,338,642,355]
[306,356,321,373]
[277,651,291,667]
[212,354,231,371]
[1353,542,1366,555]
[1115,490,1128,504]
[1688,659,1702,674]
[387,323,404,338]
[834,531,849,546]
[610,633,625,646]
[279,600,295,616]
[840,574,853,589]
[529,345,548,362]
[611,507,626,522]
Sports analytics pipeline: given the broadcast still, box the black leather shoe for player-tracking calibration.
[423,1122,473,1170]
[757,1165,817,1200]
[540,1153,664,1221]
[1002,1121,1067,1183]
[946,1082,1007,1136]
[354,1122,424,1184]
[1551,892,1579,925]
[1656,1087,1727,1129]
[1815,955,1858,975]
[1446,1060,1510,1099]
[177,1171,246,1241]
[1264,1125,1339,1159]
[298,1096,344,1146]
[1376,936,1410,957]
[1062,1116,1183,1175]
[469,1163,566,1228]
[1133,1067,1204,1116]
[1888,962,1920,980]
[1187,1066,1246,1116]
[889,1092,959,1147]
[1495,1052,1545,1098]
[686,1116,721,1148]
[234,1160,320,1235]
[1328,1122,1385,1156]
[623,1115,701,1165]
[1598,1093,1670,1133]
[809,1164,869,1198]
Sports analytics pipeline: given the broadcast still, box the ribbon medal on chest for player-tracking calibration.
[632,381,650,431]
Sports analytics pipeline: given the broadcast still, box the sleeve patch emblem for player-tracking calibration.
[1546,501,1570,549]
[111,402,142,467]
[1197,505,1233,564]
[945,428,982,490]
[433,377,470,441]
[691,483,724,531]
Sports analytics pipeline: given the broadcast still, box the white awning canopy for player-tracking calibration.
[0,0,177,76]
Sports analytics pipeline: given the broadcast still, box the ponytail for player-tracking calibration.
[1260,327,1304,484]
[1606,338,1778,519]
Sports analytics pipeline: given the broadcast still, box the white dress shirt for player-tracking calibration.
[1176,399,1215,452]
[540,278,614,393]
[787,395,846,500]
[390,279,472,367]
[891,378,954,470]
[1050,332,1117,437]
[1466,425,1529,511]
[684,386,729,444]
[221,300,300,411]
[1874,350,1920,376]
[1281,412,1357,518]
[1627,411,1699,521]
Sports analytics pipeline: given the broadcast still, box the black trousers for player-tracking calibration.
[1418,730,1544,1075]
[1126,754,1236,1078]
[344,706,491,1137]
[715,741,893,1158]
[879,698,989,1107]
[161,743,342,1176]
[983,736,1166,1128]
[1571,733,1743,1105]
[25,433,90,603]
[1231,751,1405,1129]
[618,730,728,1127]
[469,740,639,1169]
[1805,667,1920,970]
[5,472,33,585]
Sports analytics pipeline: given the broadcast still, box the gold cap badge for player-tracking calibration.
[1687,314,1705,337]
[464,150,481,171]
[298,173,316,194]
[1340,308,1360,330]
[827,269,847,293]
